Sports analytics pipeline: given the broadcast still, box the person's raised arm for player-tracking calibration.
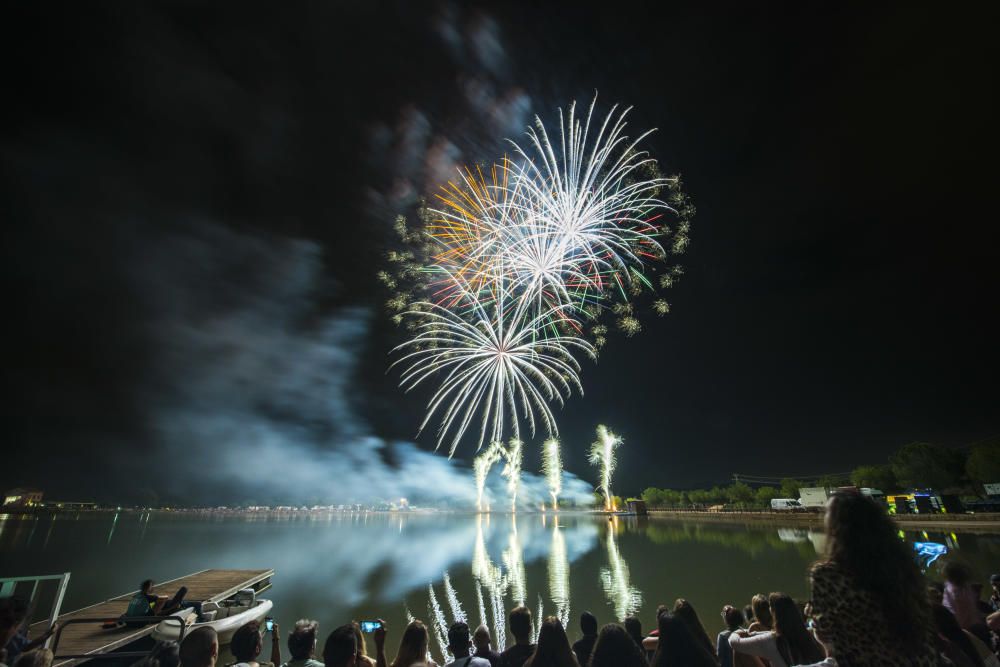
[269,622,281,666]
[374,619,388,667]
[729,631,783,663]
[22,623,59,653]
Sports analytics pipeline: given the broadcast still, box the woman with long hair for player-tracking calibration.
[770,593,824,665]
[351,622,376,667]
[728,593,823,667]
[390,620,438,667]
[589,623,646,667]
[809,491,938,666]
[672,599,715,657]
[523,617,578,667]
[650,613,717,667]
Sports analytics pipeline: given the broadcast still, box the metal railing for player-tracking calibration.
[0,573,71,648]
[50,616,188,662]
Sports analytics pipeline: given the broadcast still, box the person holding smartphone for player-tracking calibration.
[230,620,281,667]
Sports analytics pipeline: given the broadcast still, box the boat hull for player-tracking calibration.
[151,599,273,644]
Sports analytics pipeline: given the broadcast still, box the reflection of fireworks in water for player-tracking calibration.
[472,515,507,650]
[535,594,544,642]
[542,438,563,510]
[599,522,642,620]
[548,521,570,628]
[427,584,449,660]
[501,438,524,512]
[502,517,526,605]
[443,572,466,624]
[589,424,623,511]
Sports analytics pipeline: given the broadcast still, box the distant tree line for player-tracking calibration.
[851,438,1000,494]
[640,438,1000,509]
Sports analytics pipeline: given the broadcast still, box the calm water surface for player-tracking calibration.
[2,512,998,663]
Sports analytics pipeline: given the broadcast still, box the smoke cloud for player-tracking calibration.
[137,220,593,507]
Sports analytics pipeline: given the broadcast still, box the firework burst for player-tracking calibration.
[386,94,691,457]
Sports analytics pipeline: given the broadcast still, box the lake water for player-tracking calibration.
[2,512,998,664]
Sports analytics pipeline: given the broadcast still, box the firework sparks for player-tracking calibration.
[548,520,570,628]
[501,438,524,513]
[600,520,643,620]
[589,424,623,511]
[443,572,466,624]
[542,437,563,510]
[387,95,692,458]
[391,287,593,457]
[474,440,505,512]
[502,517,526,605]
[427,585,449,661]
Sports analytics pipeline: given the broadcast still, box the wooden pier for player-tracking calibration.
[34,569,273,667]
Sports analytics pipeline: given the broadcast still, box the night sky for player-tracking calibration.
[2,2,997,503]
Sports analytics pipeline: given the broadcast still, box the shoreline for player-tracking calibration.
[645,509,1000,532]
[5,506,1000,532]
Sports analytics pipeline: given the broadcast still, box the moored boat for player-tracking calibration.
[151,588,273,644]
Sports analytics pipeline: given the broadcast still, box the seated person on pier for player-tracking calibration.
[123,580,204,626]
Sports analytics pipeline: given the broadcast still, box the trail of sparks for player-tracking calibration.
[541,437,563,510]
[589,424,623,511]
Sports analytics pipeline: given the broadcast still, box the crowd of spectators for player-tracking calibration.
[5,493,1000,667]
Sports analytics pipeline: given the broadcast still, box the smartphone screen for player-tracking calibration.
[359,620,382,633]
[265,618,275,632]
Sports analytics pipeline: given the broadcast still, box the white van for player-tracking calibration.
[771,498,802,511]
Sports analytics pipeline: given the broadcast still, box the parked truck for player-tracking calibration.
[798,487,831,511]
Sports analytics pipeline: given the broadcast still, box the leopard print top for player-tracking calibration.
[809,560,941,667]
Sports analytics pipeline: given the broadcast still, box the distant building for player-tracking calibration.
[49,500,97,510]
[3,488,43,507]
[627,499,648,515]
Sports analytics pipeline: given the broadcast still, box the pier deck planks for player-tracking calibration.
[32,568,274,667]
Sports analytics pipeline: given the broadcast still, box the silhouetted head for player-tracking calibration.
[509,606,532,643]
[943,560,974,587]
[751,594,772,629]
[590,623,645,667]
[288,619,319,661]
[623,616,643,646]
[650,613,716,667]
[580,611,598,637]
[179,627,218,667]
[525,617,575,667]
[231,621,263,662]
[141,580,155,594]
[722,605,744,631]
[322,624,357,667]
[149,641,180,667]
[473,624,491,652]
[447,621,472,657]
[672,599,713,656]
